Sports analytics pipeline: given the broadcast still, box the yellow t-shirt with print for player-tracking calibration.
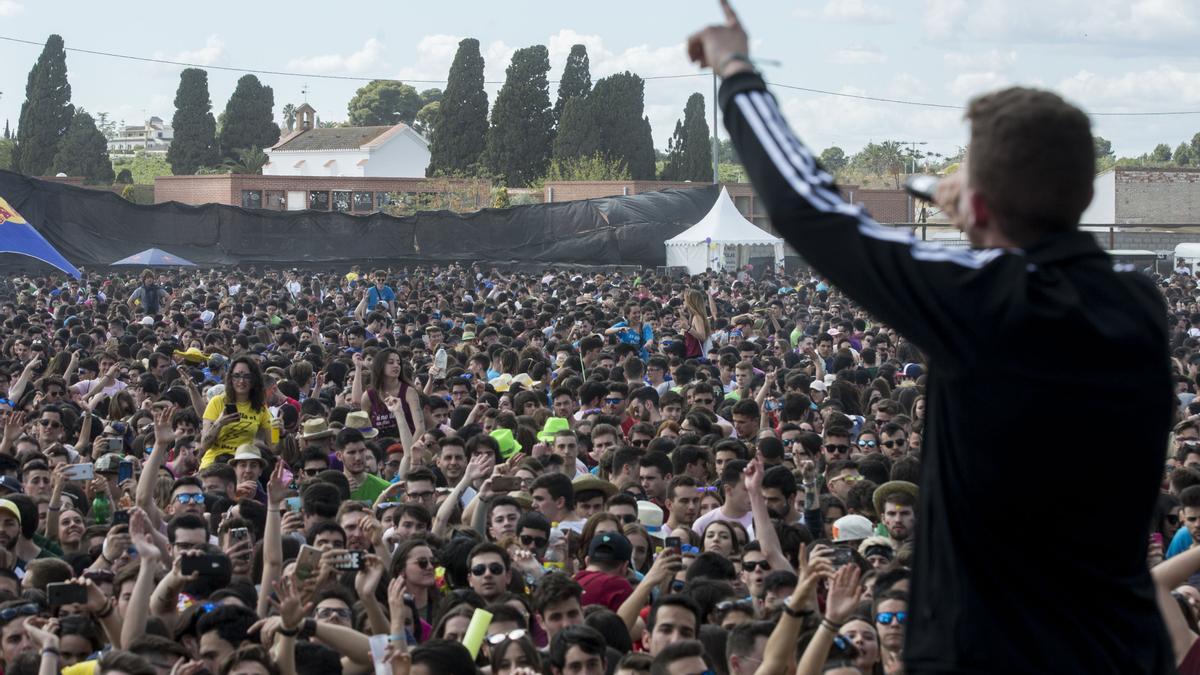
[201,394,271,467]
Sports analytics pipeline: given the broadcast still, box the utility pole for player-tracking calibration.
[712,73,719,185]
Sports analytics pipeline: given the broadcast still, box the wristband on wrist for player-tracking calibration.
[277,624,300,638]
[42,648,60,657]
[821,618,843,632]
[782,603,814,619]
[96,603,114,618]
[716,52,757,76]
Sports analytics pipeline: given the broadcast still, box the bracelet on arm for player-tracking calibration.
[95,602,114,619]
[716,52,758,77]
[782,603,814,619]
[821,618,843,632]
[277,624,300,638]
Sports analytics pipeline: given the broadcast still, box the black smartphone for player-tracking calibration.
[224,402,238,416]
[334,550,366,571]
[832,546,855,569]
[47,582,87,607]
[118,460,133,483]
[181,554,231,577]
[112,510,130,525]
[904,174,939,201]
[664,536,682,555]
[491,476,522,492]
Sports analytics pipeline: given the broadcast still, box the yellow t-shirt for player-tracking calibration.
[201,394,272,467]
[62,659,97,675]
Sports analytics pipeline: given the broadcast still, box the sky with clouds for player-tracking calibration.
[0,0,1198,162]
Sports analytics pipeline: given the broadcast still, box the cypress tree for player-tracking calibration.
[51,109,114,184]
[429,38,489,176]
[219,74,280,159]
[660,93,712,181]
[15,34,74,176]
[485,45,554,187]
[552,97,601,161]
[553,44,591,127]
[167,68,220,175]
[591,72,656,180]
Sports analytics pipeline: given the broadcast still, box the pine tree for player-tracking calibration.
[347,80,421,126]
[3,120,9,140]
[167,68,220,174]
[552,97,601,161]
[484,45,554,187]
[590,72,656,179]
[51,109,114,184]
[219,75,280,159]
[660,93,711,181]
[553,44,591,127]
[429,38,489,176]
[15,34,74,176]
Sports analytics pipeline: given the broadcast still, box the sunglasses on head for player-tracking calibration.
[471,562,506,577]
[520,534,548,548]
[715,598,755,613]
[604,398,624,405]
[486,628,528,645]
[0,603,39,622]
[876,611,908,626]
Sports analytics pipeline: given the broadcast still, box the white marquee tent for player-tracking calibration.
[665,187,785,274]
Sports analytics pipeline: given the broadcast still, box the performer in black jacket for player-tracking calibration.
[689,3,1174,673]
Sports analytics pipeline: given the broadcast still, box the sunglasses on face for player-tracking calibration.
[617,514,638,524]
[876,611,908,626]
[825,444,850,454]
[410,557,434,569]
[742,560,771,573]
[471,562,506,577]
[520,534,547,549]
[38,419,62,428]
[175,493,205,505]
[857,439,877,448]
[487,628,528,645]
[230,373,253,381]
[881,439,906,449]
[302,468,324,477]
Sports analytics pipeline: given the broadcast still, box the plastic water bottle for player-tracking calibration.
[434,348,447,372]
[92,492,110,526]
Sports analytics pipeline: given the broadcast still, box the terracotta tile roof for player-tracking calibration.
[273,126,394,152]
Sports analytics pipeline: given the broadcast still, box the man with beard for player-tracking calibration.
[337,428,389,504]
[874,481,918,545]
[466,543,512,603]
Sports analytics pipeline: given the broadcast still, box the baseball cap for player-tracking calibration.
[587,532,633,564]
[0,499,21,524]
[831,514,874,543]
[902,363,924,379]
[0,477,21,495]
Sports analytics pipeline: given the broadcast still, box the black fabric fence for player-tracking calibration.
[0,169,718,270]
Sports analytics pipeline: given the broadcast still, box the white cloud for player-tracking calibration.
[821,0,893,22]
[830,47,887,65]
[923,0,1199,45]
[923,0,968,38]
[1058,66,1200,109]
[288,38,384,75]
[947,71,1009,98]
[943,49,1017,70]
[176,35,224,66]
[0,0,23,17]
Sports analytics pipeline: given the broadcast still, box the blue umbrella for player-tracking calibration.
[111,248,197,267]
[0,196,81,278]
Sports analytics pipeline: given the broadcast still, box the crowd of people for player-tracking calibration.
[0,255,1192,675]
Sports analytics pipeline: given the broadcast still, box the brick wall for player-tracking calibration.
[1115,168,1200,225]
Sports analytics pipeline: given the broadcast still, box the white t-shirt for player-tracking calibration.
[691,506,756,542]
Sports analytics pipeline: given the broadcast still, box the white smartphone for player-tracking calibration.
[63,463,95,481]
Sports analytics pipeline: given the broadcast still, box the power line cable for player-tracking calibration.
[2,34,1199,116]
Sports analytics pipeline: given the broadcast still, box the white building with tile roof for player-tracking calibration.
[264,104,430,178]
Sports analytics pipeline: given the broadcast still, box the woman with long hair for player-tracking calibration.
[488,632,542,675]
[391,538,440,628]
[361,347,422,439]
[200,355,272,467]
[680,289,712,360]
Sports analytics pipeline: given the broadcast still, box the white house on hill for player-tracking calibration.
[264,104,430,178]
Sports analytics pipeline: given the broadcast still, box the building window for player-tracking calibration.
[309,191,329,210]
[332,191,352,212]
[241,190,262,209]
[375,192,395,208]
[265,190,286,211]
[353,191,373,211]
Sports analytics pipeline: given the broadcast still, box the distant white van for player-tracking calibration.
[1175,243,1200,274]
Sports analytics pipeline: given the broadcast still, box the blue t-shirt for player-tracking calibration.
[1167,525,1192,559]
[367,285,396,310]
